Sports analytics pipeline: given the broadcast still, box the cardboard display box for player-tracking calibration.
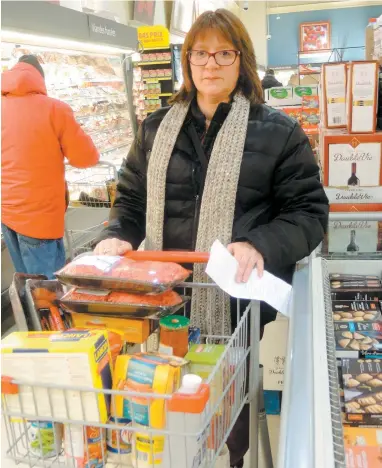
[322,63,348,129]
[348,61,379,134]
[322,132,382,211]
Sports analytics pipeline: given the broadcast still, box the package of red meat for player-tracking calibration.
[55,255,190,294]
[60,288,189,319]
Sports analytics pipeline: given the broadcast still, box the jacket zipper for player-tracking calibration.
[192,194,200,250]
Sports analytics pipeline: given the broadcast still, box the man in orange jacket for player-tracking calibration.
[1,55,99,278]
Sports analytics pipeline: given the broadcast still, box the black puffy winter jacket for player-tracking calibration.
[101,100,329,325]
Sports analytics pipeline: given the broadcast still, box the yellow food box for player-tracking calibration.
[343,426,382,447]
[69,312,151,344]
[1,330,112,423]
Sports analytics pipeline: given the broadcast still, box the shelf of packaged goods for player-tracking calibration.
[142,77,172,83]
[144,93,172,99]
[82,78,124,84]
[278,254,346,468]
[75,109,129,121]
[58,95,123,102]
[134,60,172,66]
[86,125,129,137]
[100,142,130,155]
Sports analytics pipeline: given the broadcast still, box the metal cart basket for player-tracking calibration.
[2,280,270,468]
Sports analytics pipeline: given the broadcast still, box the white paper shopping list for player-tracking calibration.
[205,240,292,316]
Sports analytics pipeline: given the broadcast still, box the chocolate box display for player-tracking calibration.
[341,358,382,415]
[332,300,381,322]
[335,322,382,357]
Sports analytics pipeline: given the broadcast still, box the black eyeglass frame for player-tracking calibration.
[187,50,241,66]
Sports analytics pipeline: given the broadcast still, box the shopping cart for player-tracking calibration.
[64,221,108,261]
[65,160,118,209]
[2,253,273,468]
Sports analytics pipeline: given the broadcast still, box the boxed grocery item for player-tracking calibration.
[332,300,381,322]
[69,311,151,343]
[334,321,382,357]
[113,353,182,427]
[341,358,382,416]
[322,63,347,128]
[325,220,382,255]
[322,133,382,187]
[266,87,294,107]
[343,426,382,446]
[281,106,302,124]
[186,344,226,410]
[56,255,190,294]
[345,446,382,468]
[1,330,112,422]
[348,61,379,133]
[293,85,319,101]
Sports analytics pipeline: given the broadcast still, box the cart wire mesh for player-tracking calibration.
[65,161,118,209]
[65,221,108,261]
[2,295,256,468]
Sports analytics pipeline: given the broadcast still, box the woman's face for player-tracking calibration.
[190,29,240,101]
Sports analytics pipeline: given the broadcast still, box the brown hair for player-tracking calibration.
[169,9,264,105]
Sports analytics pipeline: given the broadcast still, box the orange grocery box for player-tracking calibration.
[343,427,382,447]
[345,446,382,468]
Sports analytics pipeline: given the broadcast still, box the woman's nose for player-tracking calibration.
[205,55,219,69]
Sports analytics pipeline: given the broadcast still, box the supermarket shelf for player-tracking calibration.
[76,109,128,120]
[142,77,172,82]
[100,142,130,155]
[87,125,128,137]
[135,60,171,66]
[144,93,172,99]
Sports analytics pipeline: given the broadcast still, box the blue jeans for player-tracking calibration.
[2,224,66,280]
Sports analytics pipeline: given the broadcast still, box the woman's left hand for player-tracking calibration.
[227,242,264,283]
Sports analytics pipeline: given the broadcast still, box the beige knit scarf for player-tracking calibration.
[145,93,250,335]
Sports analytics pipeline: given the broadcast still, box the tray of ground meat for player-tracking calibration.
[55,255,190,294]
[60,288,189,319]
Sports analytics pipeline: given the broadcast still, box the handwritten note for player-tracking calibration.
[205,240,292,317]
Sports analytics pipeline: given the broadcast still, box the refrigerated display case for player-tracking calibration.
[279,211,382,468]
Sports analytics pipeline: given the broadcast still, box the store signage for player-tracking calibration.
[88,14,137,49]
[138,25,170,50]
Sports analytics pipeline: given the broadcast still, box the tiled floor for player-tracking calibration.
[2,415,280,467]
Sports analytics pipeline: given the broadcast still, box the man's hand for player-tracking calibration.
[94,238,133,256]
[227,242,264,283]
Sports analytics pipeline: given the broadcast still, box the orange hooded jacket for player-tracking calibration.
[1,63,99,239]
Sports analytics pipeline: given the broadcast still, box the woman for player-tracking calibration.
[96,9,328,466]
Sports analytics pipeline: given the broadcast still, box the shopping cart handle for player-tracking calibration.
[124,251,210,264]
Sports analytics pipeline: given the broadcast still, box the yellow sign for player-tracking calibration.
[137,25,170,50]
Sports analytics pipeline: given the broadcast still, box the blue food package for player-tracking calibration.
[188,326,201,345]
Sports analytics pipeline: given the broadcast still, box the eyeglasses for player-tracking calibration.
[188,50,240,66]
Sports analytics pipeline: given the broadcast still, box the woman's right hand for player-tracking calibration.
[94,238,133,256]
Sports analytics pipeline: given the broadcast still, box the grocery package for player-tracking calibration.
[322,63,347,128]
[29,421,63,458]
[345,446,382,468]
[113,353,182,427]
[106,416,132,464]
[167,374,210,468]
[334,322,382,357]
[131,425,167,468]
[159,315,190,357]
[188,326,201,345]
[332,300,381,322]
[25,280,68,332]
[186,344,226,412]
[56,255,190,293]
[348,61,379,133]
[1,330,112,422]
[69,313,151,344]
[343,426,382,446]
[342,358,382,415]
[61,287,187,319]
[67,327,123,364]
[64,425,106,468]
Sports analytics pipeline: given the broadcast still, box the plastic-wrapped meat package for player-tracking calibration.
[110,259,189,284]
[57,255,122,278]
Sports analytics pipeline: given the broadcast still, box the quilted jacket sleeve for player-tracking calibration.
[241,123,329,269]
[98,122,147,249]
